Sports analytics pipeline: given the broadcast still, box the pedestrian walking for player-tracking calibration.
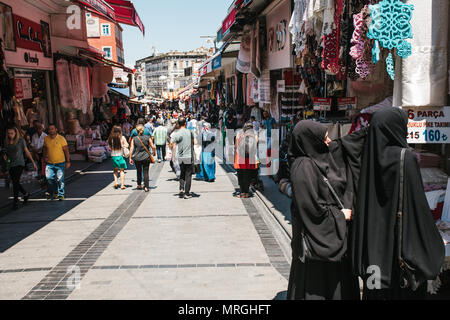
[234,122,259,198]
[169,120,181,179]
[130,118,152,143]
[30,122,47,176]
[196,122,216,182]
[351,108,445,300]
[171,117,197,199]
[4,126,37,210]
[43,124,70,201]
[129,125,156,192]
[287,120,367,300]
[153,120,168,163]
[108,125,129,190]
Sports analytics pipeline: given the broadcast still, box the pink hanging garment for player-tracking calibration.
[70,63,82,110]
[56,59,74,109]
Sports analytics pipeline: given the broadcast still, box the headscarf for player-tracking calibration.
[288,120,346,193]
[351,107,445,289]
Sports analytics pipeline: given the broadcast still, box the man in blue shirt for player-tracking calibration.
[144,117,155,136]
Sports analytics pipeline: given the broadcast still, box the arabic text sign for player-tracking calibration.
[406,107,450,144]
[13,15,44,53]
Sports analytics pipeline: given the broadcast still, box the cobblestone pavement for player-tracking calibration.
[0,161,289,300]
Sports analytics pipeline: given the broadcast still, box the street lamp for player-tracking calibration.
[200,36,217,52]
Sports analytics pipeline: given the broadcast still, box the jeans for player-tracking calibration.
[9,166,27,203]
[46,163,65,197]
[135,160,150,188]
[156,145,166,161]
[180,163,193,195]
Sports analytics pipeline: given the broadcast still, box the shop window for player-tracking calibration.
[101,23,111,36]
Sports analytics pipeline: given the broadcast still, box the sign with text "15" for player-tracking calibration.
[405,107,450,144]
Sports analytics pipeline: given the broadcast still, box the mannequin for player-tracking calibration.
[250,106,262,122]
[26,101,39,125]
[12,96,28,128]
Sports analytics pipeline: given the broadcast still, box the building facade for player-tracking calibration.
[136,47,211,98]
[86,11,124,64]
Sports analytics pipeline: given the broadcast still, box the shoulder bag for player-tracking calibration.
[397,148,425,291]
[121,137,130,158]
[137,136,155,164]
[300,160,346,263]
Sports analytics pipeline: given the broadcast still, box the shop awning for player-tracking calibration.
[75,0,116,22]
[104,0,145,35]
[78,48,134,73]
[108,84,130,97]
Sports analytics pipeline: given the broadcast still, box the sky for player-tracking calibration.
[121,0,233,67]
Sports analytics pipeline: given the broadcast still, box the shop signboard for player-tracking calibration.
[258,70,270,104]
[212,55,222,70]
[12,14,52,57]
[86,15,100,37]
[222,7,236,36]
[266,0,291,70]
[405,107,450,144]
[217,27,223,43]
[14,77,32,100]
[338,97,357,111]
[313,98,332,111]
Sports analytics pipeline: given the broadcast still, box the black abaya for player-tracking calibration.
[351,108,445,299]
[287,121,367,300]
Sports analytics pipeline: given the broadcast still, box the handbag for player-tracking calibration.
[137,136,155,164]
[121,138,130,158]
[397,148,425,291]
[191,131,201,174]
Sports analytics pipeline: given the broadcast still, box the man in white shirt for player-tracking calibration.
[30,123,47,175]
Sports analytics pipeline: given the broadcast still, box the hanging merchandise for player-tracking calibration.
[56,59,75,110]
[350,5,374,79]
[322,0,344,75]
[367,0,414,80]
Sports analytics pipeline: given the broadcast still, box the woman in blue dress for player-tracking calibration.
[196,122,216,182]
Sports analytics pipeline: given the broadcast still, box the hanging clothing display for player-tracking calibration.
[56,59,75,110]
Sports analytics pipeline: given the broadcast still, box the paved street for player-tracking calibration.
[0,161,290,300]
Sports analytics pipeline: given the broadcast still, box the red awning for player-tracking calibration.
[104,0,145,35]
[75,0,116,22]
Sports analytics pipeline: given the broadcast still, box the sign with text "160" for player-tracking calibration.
[405,107,450,144]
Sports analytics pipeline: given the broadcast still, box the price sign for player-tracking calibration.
[313,98,332,111]
[338,97,357,111]
[405,107,450,144]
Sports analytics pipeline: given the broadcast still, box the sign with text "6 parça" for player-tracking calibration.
[405,107,450,144]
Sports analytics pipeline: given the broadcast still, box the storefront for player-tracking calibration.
[1,0,55,135]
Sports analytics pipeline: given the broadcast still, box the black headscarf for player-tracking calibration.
[351,107,445,289]
[289,121,358,261]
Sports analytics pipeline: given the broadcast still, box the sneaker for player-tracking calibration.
[53,194,59,200]
[58,196,65,201]
[158,159,162,163]
[45,192,53,201]
[184,194,192,199]
[23,193,30,204]
[179,191,184,198]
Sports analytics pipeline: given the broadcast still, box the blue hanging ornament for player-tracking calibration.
[367,0,414,78]
[386,53,395,80]
[372,40,381,64]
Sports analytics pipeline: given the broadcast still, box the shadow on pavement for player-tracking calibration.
[0,162,114,253]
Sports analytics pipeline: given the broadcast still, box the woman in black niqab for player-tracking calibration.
[287,120,367,300]
[351,107,445,300]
